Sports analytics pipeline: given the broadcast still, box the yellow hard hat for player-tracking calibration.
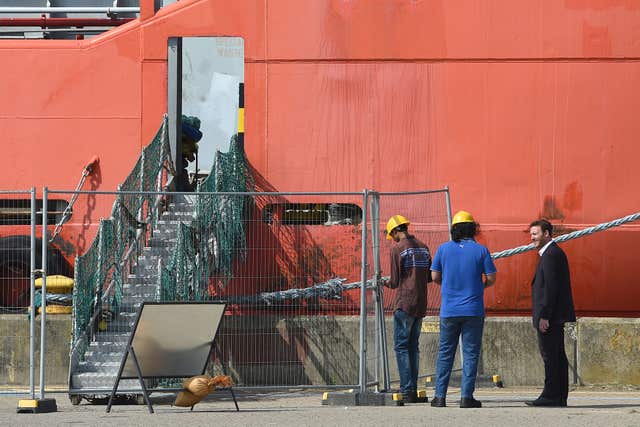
[451,210,475,226]
[385,215,410,240]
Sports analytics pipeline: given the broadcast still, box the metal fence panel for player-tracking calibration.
[2,186,449,395]
[54,190,368,393]
[0,190,34,394]
[372,189,451,387]
[205,192,366,387]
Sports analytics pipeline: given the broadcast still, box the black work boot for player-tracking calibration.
[402,391,417,403]
[431,396,446,407]
[460,397,482,408]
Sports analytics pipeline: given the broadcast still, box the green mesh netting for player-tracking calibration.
[160,222,197,301]
[72,218,117,359]
[161,133,252,301]
[157,132,251,389]
[196,134,251,286]
[71,117,171,359]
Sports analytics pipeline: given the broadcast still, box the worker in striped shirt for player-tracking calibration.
[384,214,432,403]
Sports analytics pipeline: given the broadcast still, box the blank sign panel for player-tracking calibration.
[121,302,226,379]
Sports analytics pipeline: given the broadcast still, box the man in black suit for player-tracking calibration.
[526,219,576,407]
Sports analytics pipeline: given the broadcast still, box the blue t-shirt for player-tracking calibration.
[430,238,497,317]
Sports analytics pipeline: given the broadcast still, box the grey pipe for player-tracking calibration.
[29,188,36,399]
[444,185,452,240]
[358,190,369,393]
[370,193,380,390]
[39,187,48,400]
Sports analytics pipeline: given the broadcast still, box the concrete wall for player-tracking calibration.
[0,315,70,388]
[1,315,638,388]
[478,317,576,387]
[577,318,640,386]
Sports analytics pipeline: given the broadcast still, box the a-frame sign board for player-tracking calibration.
[106,302,237,413]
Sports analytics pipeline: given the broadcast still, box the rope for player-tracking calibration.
[219,277,383,306]
[491,211,640,259]
[35,290,72,306]
[231,211,640,304]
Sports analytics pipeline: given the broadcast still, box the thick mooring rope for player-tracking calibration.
[491,211,640,260]
[59,211,640,308]
[231,210,640,305]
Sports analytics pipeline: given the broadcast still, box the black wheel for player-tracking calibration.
[0,253,30,312]
[0,235,73,313]
[69,395,83,405]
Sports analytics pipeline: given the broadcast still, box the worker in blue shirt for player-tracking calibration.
[430,210,497,408]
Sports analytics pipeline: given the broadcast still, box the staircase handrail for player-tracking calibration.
[70,115,172,366]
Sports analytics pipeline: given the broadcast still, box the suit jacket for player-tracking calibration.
[531,242,576,327]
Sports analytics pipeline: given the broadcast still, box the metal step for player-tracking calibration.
[167,200,196,213]
[137,253,160,265]
[119,294,158,305]
[88,340,127,354]
[141,244,174,258]
[160,210,195,221]
[93,332,131,343]
[155,218,185,227]
[76,360,120,374]
[126,274,159,285]
[146,236,177,248]
[115,311,138,320]
[101,319,135,331]
[83,351,124,363]
[123,283,158,295]
[71,373,141,390]
[130,265,160,278]
[132,258,161,275]
[152,225,180,239]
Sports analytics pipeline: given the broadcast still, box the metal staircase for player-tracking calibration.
[69,196,195,399]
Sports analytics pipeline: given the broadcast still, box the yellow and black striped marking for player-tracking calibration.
[237,82,244,144]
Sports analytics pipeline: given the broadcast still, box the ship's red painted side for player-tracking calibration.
[1,0,638,315]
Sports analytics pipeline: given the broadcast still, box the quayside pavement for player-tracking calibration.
[1,386,639,427]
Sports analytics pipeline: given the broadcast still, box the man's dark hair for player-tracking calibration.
[451,222,477,242]
[394,223,409,235]
[529,219,553,236]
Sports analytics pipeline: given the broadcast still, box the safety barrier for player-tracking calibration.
[3,182,640,395]
[0,183,452,394]
[0,190,35,394]
[369,190,451,390]
[53,189,452,393]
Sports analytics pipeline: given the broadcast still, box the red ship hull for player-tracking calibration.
[0,0,638,316]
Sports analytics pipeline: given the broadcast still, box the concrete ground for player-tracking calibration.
[1,386,639,427]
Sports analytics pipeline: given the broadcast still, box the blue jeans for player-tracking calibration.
[393,309,423,393]
[435,316,484,399]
